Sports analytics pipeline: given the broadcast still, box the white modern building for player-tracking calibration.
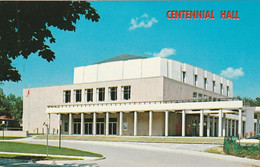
[22,54,260,138]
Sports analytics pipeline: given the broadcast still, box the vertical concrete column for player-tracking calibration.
[218,109,222,137]
[182,110,185,137]
[81,113,84,135]
[256,113,260,135]
[58,113,61,134]
[234,120,237,136]
[230,119,233,136]
[149,111,153,136]
[69,113,72,135]
[238,109,243,138]
[134,111,137,136]
[207,114,210,137]
[93,112,96,135]
[226,119,229,137]
[165,110,169,137]
[212,116,215,137]
[119,112,123,136]
[200,110,204,137]
[223,114,226,137]
[106,112,109,136]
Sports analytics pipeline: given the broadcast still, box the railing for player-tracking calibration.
[224,136,260,159]
[47,98,238,109]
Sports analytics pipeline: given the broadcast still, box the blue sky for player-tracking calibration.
[2,1,260,99]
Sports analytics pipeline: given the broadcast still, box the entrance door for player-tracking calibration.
[109,122,117,135]
[96,122,104,135]
[74,123,81,134]
[85,123,93,135]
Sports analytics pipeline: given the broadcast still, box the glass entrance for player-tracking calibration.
[96,122,105,135]
[74,122,81,134]
[85,123,93,134]
[109,122,117,135]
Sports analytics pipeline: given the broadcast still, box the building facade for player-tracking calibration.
[23,55,259,137]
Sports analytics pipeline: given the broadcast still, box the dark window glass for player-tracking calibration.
[64,122,68,132]
[75,90,82,102]
[97,88,105,101]
[64,90,71,103]
[110,87,117,101]
[122,86,131,100]
[86,89,93,102]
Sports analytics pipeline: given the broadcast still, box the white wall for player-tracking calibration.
[73,57,233,97]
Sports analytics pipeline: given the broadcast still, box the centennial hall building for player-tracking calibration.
[23,55,260,137]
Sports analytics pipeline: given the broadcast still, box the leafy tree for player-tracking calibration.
[0,88,23,123]
[0,1,100,82]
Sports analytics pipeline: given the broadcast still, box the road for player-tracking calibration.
[1,137,260,167]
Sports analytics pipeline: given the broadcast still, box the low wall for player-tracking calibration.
[0,131,28,137]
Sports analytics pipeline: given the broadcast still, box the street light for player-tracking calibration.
[59,119,62,149]
[2,121,5,139]
[43,121,49,157]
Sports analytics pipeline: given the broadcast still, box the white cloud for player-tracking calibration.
[152,48,176,58]
[129,14,158,31]
[220,67,244,79]
[144,52,152,56]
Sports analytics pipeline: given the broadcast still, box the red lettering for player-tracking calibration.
[186,11,190,19]
[166,11,171,19]
[221,11,226,19]
[227,11,232,19]
[206,11,210,19]
[211,11,215,19]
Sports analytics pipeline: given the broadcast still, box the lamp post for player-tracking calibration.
[59,120,62,149]
[43,121,49,157]
[2,121,5,139]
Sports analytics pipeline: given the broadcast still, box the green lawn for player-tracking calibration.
[0,137,26,140]
[0,141,102,157]
[0,153,82,162]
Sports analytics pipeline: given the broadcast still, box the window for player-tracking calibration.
[74,89,82,102]
[212,81,216,92]
[204,95,208,100]
[204,78,207,90]
[97,88,105,101]
[198,94,202,99]
[85,89,93,102]
[220,84,223,95]
[63,90,71,103]
[194,75,198,87]
[182,71,186,83]
[109,87,117,101]
[122,86,131,100]
[193,92,197,99]
[227,86,229,96]
[209,96,212,101]
[64,122,68,132]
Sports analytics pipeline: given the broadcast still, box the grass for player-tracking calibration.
[0,137,26,140]
[204,146,226,155]
[0,141,103,157]
[0,153,82,162]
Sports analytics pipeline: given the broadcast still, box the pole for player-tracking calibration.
[47,125,49,157]
[59,123,61,149]
[2,125,4,139]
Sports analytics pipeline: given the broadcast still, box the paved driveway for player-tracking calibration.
[2,137,260,167]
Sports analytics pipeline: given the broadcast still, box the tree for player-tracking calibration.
[0,1,100,82]
[0,88,23,123]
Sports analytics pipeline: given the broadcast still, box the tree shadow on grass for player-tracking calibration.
[0,157,99,166]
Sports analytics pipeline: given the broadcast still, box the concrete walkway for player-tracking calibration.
[10,137,260,167]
